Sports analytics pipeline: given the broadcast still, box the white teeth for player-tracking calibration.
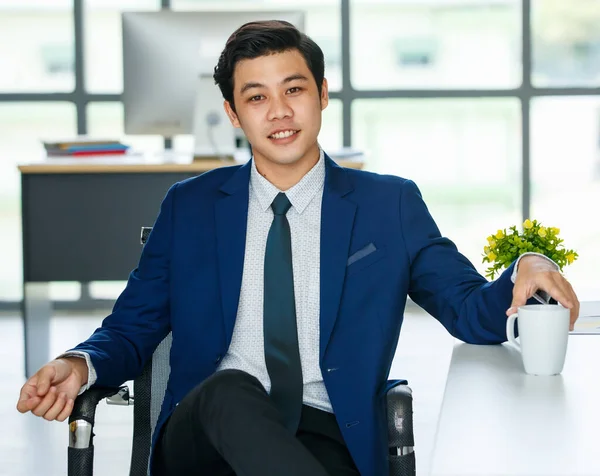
[270,130,297,139]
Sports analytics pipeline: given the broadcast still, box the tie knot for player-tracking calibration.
[271,193,292,216]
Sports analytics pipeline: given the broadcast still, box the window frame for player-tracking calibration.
[1,0,599,306]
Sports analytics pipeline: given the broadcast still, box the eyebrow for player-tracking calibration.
[239,74,310,95]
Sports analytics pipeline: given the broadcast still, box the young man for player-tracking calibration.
[18,20,579,476]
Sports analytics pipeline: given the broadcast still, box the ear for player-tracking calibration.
[320,78,329,111]
[224,100,241,128]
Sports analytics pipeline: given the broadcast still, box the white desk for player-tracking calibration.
[430,336,600,476]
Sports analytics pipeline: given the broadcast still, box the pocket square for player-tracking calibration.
[347,243,377,266]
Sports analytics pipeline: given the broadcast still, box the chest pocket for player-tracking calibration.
[346,244,387,276]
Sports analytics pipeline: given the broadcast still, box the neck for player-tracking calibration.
[254,145,320,191]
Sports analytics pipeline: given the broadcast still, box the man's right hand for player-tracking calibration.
[16,357,88,422]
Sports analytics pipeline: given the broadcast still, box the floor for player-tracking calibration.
[1,307,455,476]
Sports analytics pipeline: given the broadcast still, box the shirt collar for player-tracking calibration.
[250,147,325,214]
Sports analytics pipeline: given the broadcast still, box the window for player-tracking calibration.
[353,98,522,270]
[532,0,600,87]
[350,0,521,90]
[41,43,73,75]
[0,4,74,91]
[2,2,599,311]
[531,96,600,299]
[395,37,438,68]
[319,99,343,152]
[84,0,159,93]
[0,103,76,300]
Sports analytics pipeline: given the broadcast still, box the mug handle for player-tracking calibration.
[506,313,520,349]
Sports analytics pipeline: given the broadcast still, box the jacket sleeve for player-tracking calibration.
[68,183,176,386]
[399,179,514,344]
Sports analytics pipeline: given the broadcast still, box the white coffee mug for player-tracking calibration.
[506,304,570,376]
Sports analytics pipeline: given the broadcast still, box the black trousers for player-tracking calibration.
[154,369,360,476]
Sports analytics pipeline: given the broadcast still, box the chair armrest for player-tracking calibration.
[140,227,153,245]
[386,383,414,450]
[70,386,125,434]
[386,381,416,476]
[67,386,127,476]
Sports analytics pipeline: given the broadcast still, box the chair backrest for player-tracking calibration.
[149,334,173,437]
[131,334,172,476]
[133,226,173,475]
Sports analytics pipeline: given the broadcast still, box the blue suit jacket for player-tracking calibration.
[72,155,515,476]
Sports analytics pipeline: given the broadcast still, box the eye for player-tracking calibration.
[249,95,264,102]
[287,87,302,94]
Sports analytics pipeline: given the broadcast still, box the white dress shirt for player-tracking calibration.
[216,147,332,412]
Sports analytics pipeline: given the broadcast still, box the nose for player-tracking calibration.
[267,94,293,121]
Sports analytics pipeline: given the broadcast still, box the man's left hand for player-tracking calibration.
[506,255,580,331]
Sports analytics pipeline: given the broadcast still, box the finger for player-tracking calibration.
[506,306,517,317]
[36,365,57,396]
[569,311,577,331]
[541,275,574,309]
[543,275,578,331]
[17,379,38,406]
[16,395,42,413]
[31,386,58,417]
[43,392,68,421]
[565,281,580,331]
[508,283,531,315]
[56,398,75,422]
[17,378,42,413]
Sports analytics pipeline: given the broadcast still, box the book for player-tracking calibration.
[43,138,130,157]
[63,144,129,153]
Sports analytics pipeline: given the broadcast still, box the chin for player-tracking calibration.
[270,153,305,166]
[260,143,310,166]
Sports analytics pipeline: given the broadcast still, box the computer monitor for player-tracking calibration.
[122,10,305,156]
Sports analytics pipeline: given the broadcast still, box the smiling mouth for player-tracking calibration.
[268,130,299,140]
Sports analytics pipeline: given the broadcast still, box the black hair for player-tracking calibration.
[213,20,325,112]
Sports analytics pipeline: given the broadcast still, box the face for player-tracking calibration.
[224,49,328,172]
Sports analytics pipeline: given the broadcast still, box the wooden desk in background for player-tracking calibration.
[18,153,364,377]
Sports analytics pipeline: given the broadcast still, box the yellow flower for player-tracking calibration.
[550,227,560,235]
[523,219,533,229]
[538,227,547,238]
[484,246,491,254]
[487,252,497,262]
[495,229,505,239]
[487,235,495,244]
[566,253,575,264]
[488,240,496,249]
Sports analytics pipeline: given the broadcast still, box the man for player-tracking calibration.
[17,20,579,476]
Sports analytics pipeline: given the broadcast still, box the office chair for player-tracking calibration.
[66,227,416,476]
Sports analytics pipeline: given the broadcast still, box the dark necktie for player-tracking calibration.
[263,192,303,433]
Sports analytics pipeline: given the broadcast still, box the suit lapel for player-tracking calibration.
[215,162,251,344]
[320,156,356,361]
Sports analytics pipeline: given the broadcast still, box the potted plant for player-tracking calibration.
[482,219,578,280]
